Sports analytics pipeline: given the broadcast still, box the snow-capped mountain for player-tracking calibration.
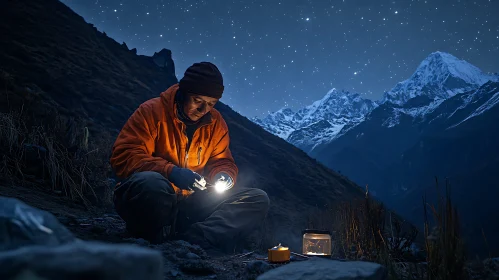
[308,71,499,258]
[308,52,499,190]
[382,51,497,105]
[252,51,499,254]
[252,108,297,139]
[253,51,498,153]
[253,88,377,151]
[311,80,499,256]
[375,52,498,129]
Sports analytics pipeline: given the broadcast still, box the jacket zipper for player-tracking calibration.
[197,147,202,165]
[182,124,189,168]
[181,122,210,168]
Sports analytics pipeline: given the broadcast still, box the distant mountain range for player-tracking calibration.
[252,89,378,151]
[253,51,499,256]
[254,51,498,153]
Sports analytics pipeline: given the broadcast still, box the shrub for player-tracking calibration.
[333,186,418,263]
[423,177,467,280]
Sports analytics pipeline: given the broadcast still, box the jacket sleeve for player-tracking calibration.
[110,103,175,179]
[204,123,239,185]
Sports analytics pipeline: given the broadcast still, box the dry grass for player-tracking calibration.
[310,179,469,279]
[331,186,418,262]
[423,178,467,280]
[0,109,114,208]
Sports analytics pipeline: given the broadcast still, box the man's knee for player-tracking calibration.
[113,171,177,227]
[244,188,270,212]
[120,171,175,195]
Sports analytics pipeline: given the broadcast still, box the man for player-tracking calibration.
[110,62,270,253]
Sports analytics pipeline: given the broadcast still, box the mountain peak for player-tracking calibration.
[382,51,495,105]
[277,107,295,115]
[253,87,378,149]
[322,87,340,100]
[421,51,484,83]
[425,51,455,62]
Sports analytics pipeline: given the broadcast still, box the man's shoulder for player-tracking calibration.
[140,97,163,109]
[209,108,229,130]
[133,97,170,124]
[137,97,168,117]
[141,85,176,111]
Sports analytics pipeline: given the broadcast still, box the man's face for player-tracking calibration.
[183,93,218,121]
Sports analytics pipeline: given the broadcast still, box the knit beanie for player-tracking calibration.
[179,62,224,99]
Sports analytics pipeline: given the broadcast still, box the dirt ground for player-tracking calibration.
[0,182,300,280]
[2,182,499,280]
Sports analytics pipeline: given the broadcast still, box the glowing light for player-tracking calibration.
[214,181,229,193]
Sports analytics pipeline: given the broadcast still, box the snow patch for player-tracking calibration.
[447,88,499,129]
[382,109,401,128]
[402,99,445,118]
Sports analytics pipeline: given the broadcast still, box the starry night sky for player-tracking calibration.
[61,0,499,118]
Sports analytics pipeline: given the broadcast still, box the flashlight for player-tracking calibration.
[214,180,229,193]
[205,181,229,193]
[204,173,233,193]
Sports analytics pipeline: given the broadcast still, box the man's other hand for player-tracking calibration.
[212,172,234,193]
[169,166,206,191]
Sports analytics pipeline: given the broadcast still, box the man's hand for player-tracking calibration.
[212,172,234,193]
[169,166,207,191]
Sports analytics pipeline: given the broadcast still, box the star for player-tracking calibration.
[60,0,499,117]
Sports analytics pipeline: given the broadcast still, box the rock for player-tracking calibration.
[186,252,201,259]
[174,246,190,257]
[123,237,150,246]
[173,239,193,247]
[257,258,387,280]
[151,48,175,73]
[0,241,163,280]
[0,196,75,251]
[170,240,208,259]
[245,260,272,275]
[170,269,180,277]
[179,259,216,275]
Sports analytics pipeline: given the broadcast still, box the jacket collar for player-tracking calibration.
[161,84,213,127]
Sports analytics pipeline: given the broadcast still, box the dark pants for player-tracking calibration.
[113,171,270,251]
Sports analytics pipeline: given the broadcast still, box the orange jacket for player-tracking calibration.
[110,84,238,196]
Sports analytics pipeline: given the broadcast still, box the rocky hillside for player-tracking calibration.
[0,0,177,131]
[0,0,366,253]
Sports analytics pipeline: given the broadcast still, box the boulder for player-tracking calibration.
[0,241,163,280]
[0,196,75,251]
[257,257,387,280]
